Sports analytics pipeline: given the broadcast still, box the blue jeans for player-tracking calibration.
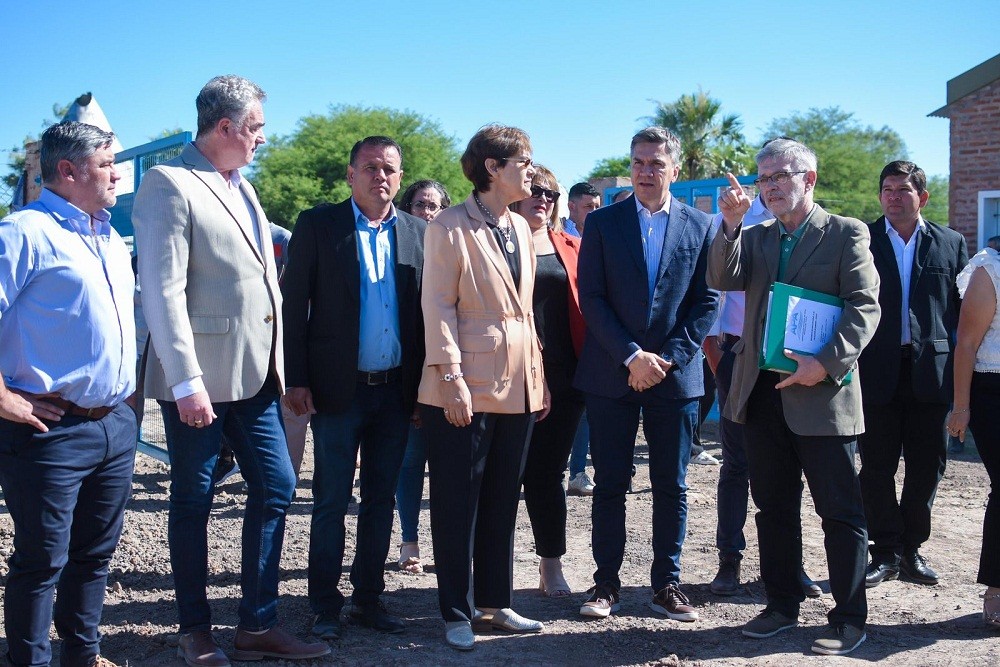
[395,425,426,543]
[0,404,136,667]
[587,392,696,590]
[569,409,590,477]
[308,382,409,614]
[715,343,749,555]
[160,377,295,633]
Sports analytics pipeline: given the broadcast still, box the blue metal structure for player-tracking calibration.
[605,175,756,213]
[110,132,191,239]
[111,132,191,463]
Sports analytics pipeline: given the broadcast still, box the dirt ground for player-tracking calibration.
[2,418,999,666]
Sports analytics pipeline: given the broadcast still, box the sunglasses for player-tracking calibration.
[530,185,560,202]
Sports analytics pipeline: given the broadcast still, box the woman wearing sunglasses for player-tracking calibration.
[418,125,551,650]
[393,179,452,575]
[511,165,586,598]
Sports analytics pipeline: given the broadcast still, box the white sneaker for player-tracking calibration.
[691,451,721,465]
[567,471,595,496]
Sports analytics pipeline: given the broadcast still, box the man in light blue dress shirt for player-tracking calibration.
[282,136,426,641]
[0,122,137,667]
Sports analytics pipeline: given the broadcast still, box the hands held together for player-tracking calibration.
[628,351,673,392]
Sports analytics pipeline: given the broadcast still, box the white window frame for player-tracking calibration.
[979,190,1000,251]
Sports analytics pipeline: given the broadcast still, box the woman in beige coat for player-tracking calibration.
[418,124,550,650]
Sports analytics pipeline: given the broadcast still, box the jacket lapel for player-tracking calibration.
[654,199,688,287]
[759,220,780,283]
[334,200,361,303]
[783,206,829,284]
[911,221,932,299]
[870,219,902,297]
[182,144,264,265]
[393,213,412,299]
[464,199,521,306]
[617,197,647,275]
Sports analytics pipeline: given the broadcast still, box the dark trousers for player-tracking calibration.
[744,372,867,629]
[694,357,716,450]
[308,381,409,614]
[523,364,585,558]
[715,342,750,555]
[423,406,534,622]
[0,404,136,667]
[587,391,697,591]
[858,359,948,561]
[971,372,1000,587]
[160,376,296,633]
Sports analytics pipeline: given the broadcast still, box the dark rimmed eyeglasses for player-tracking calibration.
[753,171,807,187]
[412,201,444,213]
[530,185,560,202]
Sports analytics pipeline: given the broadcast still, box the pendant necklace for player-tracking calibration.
[474,193,516,254]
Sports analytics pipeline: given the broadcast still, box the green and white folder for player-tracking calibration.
[760,281,852,384]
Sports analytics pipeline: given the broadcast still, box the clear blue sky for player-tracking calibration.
[2,0,997,187]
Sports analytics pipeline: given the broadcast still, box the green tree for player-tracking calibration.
[646,90,751,181]
[924,175,949,225]
[586,155,630,179]
[3,103,70,215]
[252,105,469,228]
[764,107,909,222]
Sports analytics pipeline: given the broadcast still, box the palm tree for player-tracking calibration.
[645,90,747,181]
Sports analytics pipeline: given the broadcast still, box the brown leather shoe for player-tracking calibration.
[232,625,331,661]
[177,631,230,667]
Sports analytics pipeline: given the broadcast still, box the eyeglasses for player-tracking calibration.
[412,201,444,213]
[501,155,533,168]
[530,185,560,202]
[753,171,807,187]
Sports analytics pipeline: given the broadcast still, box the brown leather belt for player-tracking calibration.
[41,395,115,420]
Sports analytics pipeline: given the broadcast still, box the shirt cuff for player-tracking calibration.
[623,350,641,367]
[171,376,206,401]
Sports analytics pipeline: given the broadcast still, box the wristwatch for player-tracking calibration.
[440,372,465,382]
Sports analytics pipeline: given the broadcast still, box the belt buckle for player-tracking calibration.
[363,371,381,385]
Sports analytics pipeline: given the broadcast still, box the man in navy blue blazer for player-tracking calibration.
[574,127,719,621]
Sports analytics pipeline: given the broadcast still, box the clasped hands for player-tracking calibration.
[628,351,673,392]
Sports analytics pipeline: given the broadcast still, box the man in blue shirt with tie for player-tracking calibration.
[282,136,426,641]
[0,121,137,667]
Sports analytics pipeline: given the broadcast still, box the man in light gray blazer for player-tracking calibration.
[708,139,880,657]
[133,75,328,667]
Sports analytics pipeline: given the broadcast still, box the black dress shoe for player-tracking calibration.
[865,559,900,588]
[349,600,405,634]
[800,568,822,597]
[710,553,742,596]
[900,551,939,585]
[311,612,342,640]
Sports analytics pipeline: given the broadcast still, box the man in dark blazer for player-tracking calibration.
[858,160,968,588]
[574,127,718,622]
[282,136,426,640]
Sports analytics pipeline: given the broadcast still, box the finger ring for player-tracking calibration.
[194,419,203,425]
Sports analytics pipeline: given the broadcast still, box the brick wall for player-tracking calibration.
[948,78,1000,252]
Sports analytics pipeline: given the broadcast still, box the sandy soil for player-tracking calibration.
[2,416,999,666]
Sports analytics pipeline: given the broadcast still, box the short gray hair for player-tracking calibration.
[755,138,817,173]
[40,121,115,183]
[196,75,266,138]
[631,126,682,165]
